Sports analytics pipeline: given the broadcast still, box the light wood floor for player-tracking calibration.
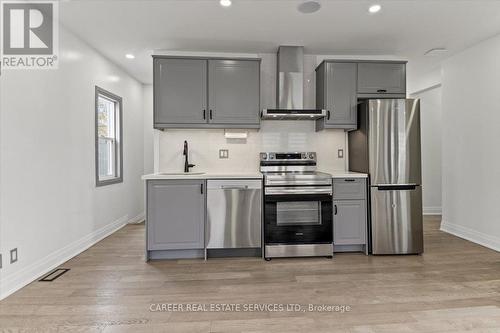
[1,215,500,332]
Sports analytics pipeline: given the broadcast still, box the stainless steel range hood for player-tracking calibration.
[261,46,326,120]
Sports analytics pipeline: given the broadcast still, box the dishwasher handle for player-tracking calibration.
[207,179,262,190]
[220,185,248,190]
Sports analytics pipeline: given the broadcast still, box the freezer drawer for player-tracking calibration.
[206,180,262,249]
[370,185,423,254]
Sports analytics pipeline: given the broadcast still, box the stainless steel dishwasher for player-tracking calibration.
[206,179,262,249]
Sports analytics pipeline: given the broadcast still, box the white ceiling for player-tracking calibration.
[59,0,500,84]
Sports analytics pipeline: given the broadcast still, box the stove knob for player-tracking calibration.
[269,154,275,160]
[309,153,315,159]
[302,153,307,159]
[260,153,268,160]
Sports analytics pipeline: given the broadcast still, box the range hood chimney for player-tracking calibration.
[278,45,304,109]
[261,46,326,120]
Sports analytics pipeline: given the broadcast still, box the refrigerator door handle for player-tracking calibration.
[375,184,418,191]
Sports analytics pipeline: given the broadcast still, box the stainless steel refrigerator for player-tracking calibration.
[349,99,423,254]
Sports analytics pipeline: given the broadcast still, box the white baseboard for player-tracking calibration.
[0,213,136,300]
[423,206,442,215]
[128,211,145,224]
[441,220,500,252]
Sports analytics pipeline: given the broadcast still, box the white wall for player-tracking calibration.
[440,33,500,251]
[0,27,145,299]
[412,86,442,215]
[407,67,442,95]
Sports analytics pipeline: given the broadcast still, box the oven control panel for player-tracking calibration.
[260,152,316,161]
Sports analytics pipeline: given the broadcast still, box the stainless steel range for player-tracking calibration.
[260,152,333,260]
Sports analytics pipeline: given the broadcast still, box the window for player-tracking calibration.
[276,201,322,226]
[95,86,122,186]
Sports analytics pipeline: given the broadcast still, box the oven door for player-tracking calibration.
[264,189,332,244]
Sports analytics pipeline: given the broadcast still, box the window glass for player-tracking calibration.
[276,201,322,225]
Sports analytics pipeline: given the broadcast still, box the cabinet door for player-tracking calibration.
[208,60,260,125]
[357,62,406,94]
[147,180,205,250]
[333,200,367,245]
[325,62,357,126]
[154,58,207,125]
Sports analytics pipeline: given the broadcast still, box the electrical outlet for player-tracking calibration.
[338,149,344,158]
[10,248,17,264]
[219,149,229,159]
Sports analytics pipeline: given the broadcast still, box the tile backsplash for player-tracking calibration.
[157,120,346,173]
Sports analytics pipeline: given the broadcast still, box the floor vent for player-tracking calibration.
[39,268,70,282]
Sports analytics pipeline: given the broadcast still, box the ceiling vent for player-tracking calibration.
[297,1,321,14]
[424,48,448,56]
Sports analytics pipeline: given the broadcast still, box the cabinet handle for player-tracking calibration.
[327,110,331,120]
[203,109,206,120]
[209,109,213,120]
[344,179,355,182]
[200,183,204,194]
[221,185,248,190]
[377,89,387,93]
[334,205,338,215]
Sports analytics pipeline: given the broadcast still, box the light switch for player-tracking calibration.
[219,149,229,159]
[10,248,17,264]
[338,149,344,159]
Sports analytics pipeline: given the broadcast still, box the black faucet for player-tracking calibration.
[183,140,195,173]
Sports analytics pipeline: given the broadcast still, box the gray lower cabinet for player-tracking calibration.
[333,200,366,245]
[316,62,357,130]
[357,62,406,96]
[332,178,368,253]
[147,180,205,254]
[154,58,207,126]
[153,56,260,129]
[208,60,260,125]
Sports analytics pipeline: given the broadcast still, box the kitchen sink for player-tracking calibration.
[159,172,205,176]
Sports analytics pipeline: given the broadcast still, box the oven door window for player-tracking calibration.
[276,201,322,226]
[264,193,333,244]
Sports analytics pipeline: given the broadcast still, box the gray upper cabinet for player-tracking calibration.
[208,60,260,125]
[147,180,205,250]
[153,56,260,129]
[316,62,357,130]
[154,58,207,126]
[357,62,406,96]
[316,60,407,131]
[333,200,367,245]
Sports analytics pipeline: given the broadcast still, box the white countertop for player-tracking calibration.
[328,171,368,179]
[142,171,367,180]
[142,172,263,180]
